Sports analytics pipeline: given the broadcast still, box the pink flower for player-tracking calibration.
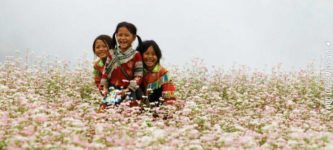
[264,105,276,114]
[27,103,38,109]
[286,100,294,107]
[106,136,113,143]
[182,108,191,116]
[114,137,127,146]
[0,112,9,122]
[34,115,48,123]
[72,135,91,147]
[188,129,200,139]
[130,123,140,131]
[19,96,28,105]
[238,135,254,145]
[6,145,22,150]
[169,139,182,147]
[20,126,35,136]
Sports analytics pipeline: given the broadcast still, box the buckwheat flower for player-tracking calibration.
[6,144,22,150]
[169,139,182,147]
[286,99,294,107]
[72,135,91,148]
[62,101,72,108]
[0,84,9,92]
[71,119,84,127]
[292,109,301,114]
[264,105,276,114]
[106,136,113,143]
[186,101,197,108]
[20,125,35,136]
[34,114,48,123]
[138,136,153,147]
[156,121,166,128]
[238,135,254,146]
[187,141,203,150]
[200,134,216,143]
[182,108,192,116]
[95,123,105,134]
[152,129,166,139]
[0,111,9,122]
[188,129,200,139]
[206,107,216,113]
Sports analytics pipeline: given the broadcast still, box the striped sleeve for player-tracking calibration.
[133,52,143,77]
[100,56,112,89]
[161,73,176,100]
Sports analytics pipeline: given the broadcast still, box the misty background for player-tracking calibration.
[1,0,332,72]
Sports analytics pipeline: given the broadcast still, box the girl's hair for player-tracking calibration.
[92,34,114,53]
[111,21,142,51]
[140,40,162,64]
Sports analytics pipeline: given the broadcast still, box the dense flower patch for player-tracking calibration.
[0,57,332,149]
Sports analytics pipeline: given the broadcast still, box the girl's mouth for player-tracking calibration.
[145,60,155,66]
[119,41,128,45]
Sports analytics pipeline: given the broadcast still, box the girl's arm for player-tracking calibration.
[127,76,142,92]
[161,72,176,105]
[162,81,176,100]
[100,72,109,97]
[100,55,112,97]
[134,76,142,85]
[93,61,106,96]
[161,82,176,105]
[127,52,143,92]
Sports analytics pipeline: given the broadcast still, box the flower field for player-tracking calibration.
[0,57,332,149]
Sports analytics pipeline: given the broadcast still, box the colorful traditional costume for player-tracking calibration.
[93,58,104,90]
[142,64,176,104]
[100,47,143,105]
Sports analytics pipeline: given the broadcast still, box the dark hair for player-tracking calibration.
[139,40,162,64]
[112,21,142,50]
[92,34,114,53]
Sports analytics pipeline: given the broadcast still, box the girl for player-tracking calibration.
[100,22,143,108]
[92,35,114,91]
[139,40,176,105]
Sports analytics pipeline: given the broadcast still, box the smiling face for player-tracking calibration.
[143,46,158,70]
[94,39,109,59]
[116,27,136,52]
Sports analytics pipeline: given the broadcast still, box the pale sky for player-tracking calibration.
[1,0,332,71]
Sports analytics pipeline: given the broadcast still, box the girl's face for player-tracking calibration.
[116,27,135,51]
[143,46,158,70]
[94,39,109,59]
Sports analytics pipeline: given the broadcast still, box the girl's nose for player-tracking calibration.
[118,35,124,39]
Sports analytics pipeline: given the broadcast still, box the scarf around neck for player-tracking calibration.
[104,46,136,78]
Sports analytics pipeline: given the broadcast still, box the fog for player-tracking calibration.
[1,0,332,71]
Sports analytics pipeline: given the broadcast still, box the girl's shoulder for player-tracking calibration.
[157,65,169,75]
[133,51,142,59]
[134,50,141,55]
[93,58,104,67]
[93,58,101,65]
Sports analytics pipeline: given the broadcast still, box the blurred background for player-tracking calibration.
[1,0,332,71]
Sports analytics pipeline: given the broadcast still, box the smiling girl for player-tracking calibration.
[92,35,114,91]
[139,40,176,105]
[100,22,143,107]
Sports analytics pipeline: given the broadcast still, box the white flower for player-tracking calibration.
[152,129,166,139]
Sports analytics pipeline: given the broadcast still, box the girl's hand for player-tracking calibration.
[120,88,130,98]
[128,80,139,91]
[102,88,109,97]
